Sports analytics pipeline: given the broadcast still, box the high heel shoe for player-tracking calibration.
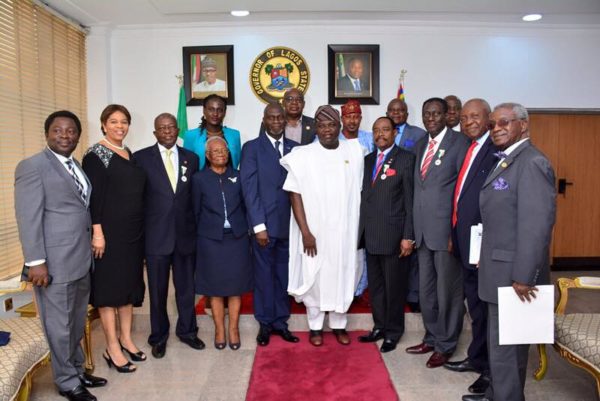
[119,340,147,361]
[229,329,241,350]
[103,350,136,373]
[214,341,226,350]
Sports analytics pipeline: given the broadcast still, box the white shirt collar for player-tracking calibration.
[157,142,177,154]
[47,147,74,163]
[428,126,448,144]
[504,137,529,156]
[265,131,284,147]
[376,145,394,158]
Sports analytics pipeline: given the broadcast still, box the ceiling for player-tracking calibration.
[43,0,600,27]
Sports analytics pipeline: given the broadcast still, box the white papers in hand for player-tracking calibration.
[469,223,483,265]
[498,285,554,345]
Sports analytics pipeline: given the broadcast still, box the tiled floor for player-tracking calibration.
[27,270,599,400]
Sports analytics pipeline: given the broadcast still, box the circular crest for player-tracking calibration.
[249,46,310,104]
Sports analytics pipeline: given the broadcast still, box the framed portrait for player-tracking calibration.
[182,45,235,106]
[328,44,379,105]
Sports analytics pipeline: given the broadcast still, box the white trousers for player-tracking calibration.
[306,306,348,330]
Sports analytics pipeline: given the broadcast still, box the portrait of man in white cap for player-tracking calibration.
[192,56,227,95]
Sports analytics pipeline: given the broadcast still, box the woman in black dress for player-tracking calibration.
[83,104,146,373]
[192,136,252,350]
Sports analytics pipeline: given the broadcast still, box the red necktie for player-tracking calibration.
[420,139,436,179]
[452,140,478,227]
[372,152,385,184]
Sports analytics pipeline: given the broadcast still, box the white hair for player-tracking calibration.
[494,102,528,121]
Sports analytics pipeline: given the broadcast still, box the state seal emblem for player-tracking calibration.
[249,47,310,103]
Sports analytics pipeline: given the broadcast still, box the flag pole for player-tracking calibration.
[176,75,188,138]
[398,69,407,101]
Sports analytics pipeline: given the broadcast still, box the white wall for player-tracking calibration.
[86,20,600,151]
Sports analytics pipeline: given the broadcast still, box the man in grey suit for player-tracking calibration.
[406,97,469,368]
[15,111,106,401]
[463,103,556,401]
[386,98,427,312]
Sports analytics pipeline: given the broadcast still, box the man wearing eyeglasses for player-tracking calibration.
[406,97,469,369]
[444,99,498,397]
[281,88,316,145]
[468,103,556,401]
[133,113,204,358]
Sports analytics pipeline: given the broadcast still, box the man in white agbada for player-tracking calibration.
[192,57,227,93]
[280,105,364,347]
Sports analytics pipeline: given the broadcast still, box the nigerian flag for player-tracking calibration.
[177,84,188,138]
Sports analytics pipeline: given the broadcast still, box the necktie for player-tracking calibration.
[65,160,86,203]
[353,79,361,91]
[420,139,436,179]
[274,140,282,158]
[164,149,176,192]
[452,140,478,227]
[371,152,386,183]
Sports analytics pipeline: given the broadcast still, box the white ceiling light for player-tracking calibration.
[522,14,542,22]
[231,10,250,17]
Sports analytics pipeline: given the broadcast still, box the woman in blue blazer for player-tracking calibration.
[192,136,251,351]
[183,94,241,170]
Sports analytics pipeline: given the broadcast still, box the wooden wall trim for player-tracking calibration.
[528,108,600,115]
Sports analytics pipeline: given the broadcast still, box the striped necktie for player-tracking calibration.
[420,139,436,179]
[65,160,86,202]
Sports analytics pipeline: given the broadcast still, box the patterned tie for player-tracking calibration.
[164,149,176,192]
[65,160,86,203]
[371,152,386,183]
[452,140,478,227]
[274,140,282,158]
[420,139,436,179]
[353,79,361,91]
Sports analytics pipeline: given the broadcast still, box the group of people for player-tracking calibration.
[14,86,556,401]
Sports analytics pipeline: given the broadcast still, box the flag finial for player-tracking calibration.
[175,74,183,87]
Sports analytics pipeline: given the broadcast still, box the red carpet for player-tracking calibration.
[195,291,373,315]
[245,331,399,401]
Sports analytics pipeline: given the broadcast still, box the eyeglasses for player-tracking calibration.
[488,118,520,129]
[156,124,177,133]
[207,149,229,155]
[284,96,304,103]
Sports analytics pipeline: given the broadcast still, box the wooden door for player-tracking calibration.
[529,113,600,263]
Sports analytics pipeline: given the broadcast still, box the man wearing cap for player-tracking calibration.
[193,57,226,93]
[281,105,364,347]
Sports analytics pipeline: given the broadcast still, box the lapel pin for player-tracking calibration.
[381,174,387,180]
[181,176,187,182]
[228,177,237,183]
[501,162,508,168]
[434,159,441,166]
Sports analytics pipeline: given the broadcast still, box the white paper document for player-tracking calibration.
[498,285,554,345]
[469,223,483,265]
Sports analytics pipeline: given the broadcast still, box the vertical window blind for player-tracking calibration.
[0,0,88,279]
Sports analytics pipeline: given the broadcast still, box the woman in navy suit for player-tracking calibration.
[192,136,252,350]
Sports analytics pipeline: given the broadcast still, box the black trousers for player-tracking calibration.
[146,252,197,346]
[464,266,489,373]
[366,252,409,341]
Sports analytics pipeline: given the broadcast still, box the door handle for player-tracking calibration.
[557,178,573,195]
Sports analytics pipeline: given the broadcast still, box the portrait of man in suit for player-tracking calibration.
[406,97,469,369]
[336,55,371,97]
[358,116,415,353]
[475,102,556,401]
[133,113,204,358]
[445,99,497,397]
[240,103,300,347]
[14,111,106,401]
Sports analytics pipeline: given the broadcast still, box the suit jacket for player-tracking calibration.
[359,145,415,255]
[240,131,298,239]
[192,166,248,241]
[478,140,556,304]
[133,144,199,255]
[337,75,370,93]
[395,123,427,154]
[413,128,469,250]
[258,114,315,145]
[183,126,242,170]
[14,148,92,284]
[452,137,498,269]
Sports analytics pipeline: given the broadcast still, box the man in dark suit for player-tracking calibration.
[445,95,463,131]
[386,98,427,312]
[133,113,204,358]
[241,103,300,346]
[444,99,497,396]
[463,103,556,401]
[257,88,315,145]
[337,57,370,95]
[15,111,106,401]
[406,98,469,368]
[358,116,415,353]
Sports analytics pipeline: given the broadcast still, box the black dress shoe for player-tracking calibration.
[180,336,205,350]
[444,358,478,372]
[152,342,166,358]
[468,374,491,394]
[59,385,97,401]
[380,339,398,353]
[358,329,385,343]
[78,373,107,388]
[462,394,490,401]
[256,326,271,346]
[407,301,421,313]
[273,329,300,343]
